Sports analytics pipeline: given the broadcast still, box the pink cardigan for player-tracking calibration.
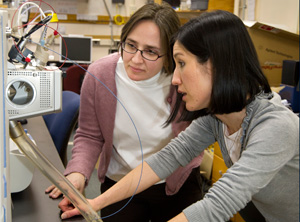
[64,53,204,195]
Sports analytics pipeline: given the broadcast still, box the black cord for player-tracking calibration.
[24,15,52,38]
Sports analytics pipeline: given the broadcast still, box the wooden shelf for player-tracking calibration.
[176,10,208,24]
[177,10,207,18]
[29,13,129,25]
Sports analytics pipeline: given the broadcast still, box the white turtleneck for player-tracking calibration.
[106,57,173,181]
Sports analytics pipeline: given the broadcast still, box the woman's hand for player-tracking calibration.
[59,162,160,219]
[59,197,79,219]
[45,172,86,198]
[59,198,98,220]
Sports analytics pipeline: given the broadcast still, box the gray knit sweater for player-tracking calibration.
[146,92,299,222]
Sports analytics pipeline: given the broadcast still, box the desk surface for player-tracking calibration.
[11,116,85,222]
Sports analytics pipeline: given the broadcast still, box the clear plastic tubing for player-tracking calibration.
[9,120,103,222]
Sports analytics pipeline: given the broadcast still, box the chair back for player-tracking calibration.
[63,64,89,94]
[43,90,80,165]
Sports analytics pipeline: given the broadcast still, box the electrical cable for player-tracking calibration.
[9,1,55,63]
[114,3,124,25]
[15,1,46,35]
[11,0,58,44]
[113,14,124,25]
[24,15,52,38]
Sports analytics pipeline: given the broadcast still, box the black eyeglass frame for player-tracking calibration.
[121,42,165,61]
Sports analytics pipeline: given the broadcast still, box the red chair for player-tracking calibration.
[63,64,89,94]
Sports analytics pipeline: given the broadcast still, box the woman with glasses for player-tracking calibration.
[46,2,204,222]
[59,10,299,222]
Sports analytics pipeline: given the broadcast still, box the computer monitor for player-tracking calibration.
[59,35,92,64]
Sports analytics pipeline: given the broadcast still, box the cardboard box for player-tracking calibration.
[244,21,299,87]
[200,148,213,180]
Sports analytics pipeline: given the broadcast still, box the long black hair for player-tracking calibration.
[166,10,271,125]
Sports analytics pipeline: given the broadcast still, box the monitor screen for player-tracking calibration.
[59,35,92,64]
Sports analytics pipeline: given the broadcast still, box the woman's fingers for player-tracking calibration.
[61,208,81,220]
[59,198,81,219]
[47,186,63,199]
[59,197,73,212]
[45,184,55,193]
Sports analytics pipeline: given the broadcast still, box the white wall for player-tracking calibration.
[45,0,147,18]
[255,0,299,34]
[235,0,299,34]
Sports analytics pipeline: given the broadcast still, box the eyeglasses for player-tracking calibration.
[121,42,165,61]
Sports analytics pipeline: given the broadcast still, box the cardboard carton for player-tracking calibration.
[244,21,299,87]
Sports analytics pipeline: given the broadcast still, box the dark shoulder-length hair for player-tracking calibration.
[119,2,180,75]
[166,10,271,124]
